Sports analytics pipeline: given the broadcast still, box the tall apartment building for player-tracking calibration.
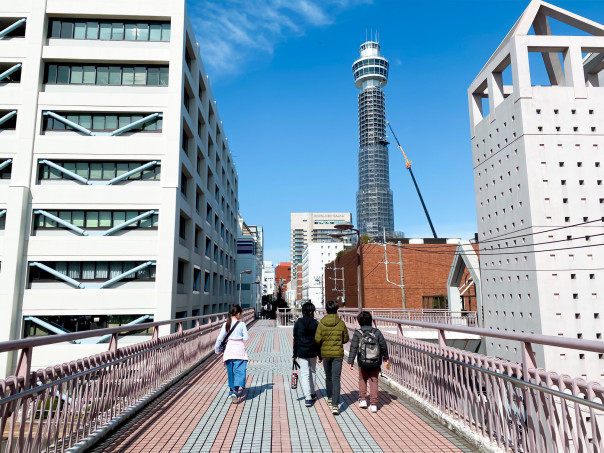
[290,212,351,277]
[0,0,239,376]
[469,1,604,380]
[352,38,394,238]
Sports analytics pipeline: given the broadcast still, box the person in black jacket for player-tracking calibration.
[348,311,389,413]
[293,301,322,407]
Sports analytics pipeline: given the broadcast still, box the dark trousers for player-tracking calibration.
[323,357,343,405]
[359,367,380,405]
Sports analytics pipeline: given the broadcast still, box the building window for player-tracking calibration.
[422,295,448,310]
[45,64,169,86]
[0,17,26,39]
[179,215,187,240]
[205,237,211,257]
[177,260,185,284]
[38,160,160,182]
[0,110,17,130]
[49,20,170,42]
[180,172,188,198]
[193,268,201,292]
[206,203,212,223]
[204,271,211,292]
[44,112,162,132]
[28,261,156,284]
[33,210,158,230]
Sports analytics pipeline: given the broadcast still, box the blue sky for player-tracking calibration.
[185,0,604,264]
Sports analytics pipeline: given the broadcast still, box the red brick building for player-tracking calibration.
[295,264,303,301]
[275,262,291,295]
[324,241,477,311]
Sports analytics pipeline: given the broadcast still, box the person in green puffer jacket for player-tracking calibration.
[315,301,349,415]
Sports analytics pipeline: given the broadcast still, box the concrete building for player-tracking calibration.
[301,242,345,307]
[290,212,351,281]
[275,262,291,299]
[0,0,239,376]
[236,218,262,310]
[468,0,604,380]
[352,38,394,239]
[261,261,275,298]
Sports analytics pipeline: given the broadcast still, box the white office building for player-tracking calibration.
[301,242,344,307]
[0,0,239,376]
[468,0,604,380]
[262,261,275,298]
[290,212,352,279]
[236,218,263,310]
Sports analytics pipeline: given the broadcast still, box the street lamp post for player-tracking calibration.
[330,224,363,313]
[239,270,252,306]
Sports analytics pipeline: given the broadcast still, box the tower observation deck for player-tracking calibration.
[353,40,394,238]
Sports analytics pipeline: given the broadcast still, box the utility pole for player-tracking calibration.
[398,242,406,309]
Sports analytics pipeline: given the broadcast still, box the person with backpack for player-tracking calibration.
[292,301,322,407]
[347,311,389,413]
[315,300,349,415]
[215,305,249,403]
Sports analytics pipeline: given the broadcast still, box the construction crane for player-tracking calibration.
[386,121,438,238]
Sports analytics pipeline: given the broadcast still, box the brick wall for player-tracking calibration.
[325,243,461,310]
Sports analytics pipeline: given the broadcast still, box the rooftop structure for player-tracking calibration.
[353,38,394,238]
[468,0,604,381]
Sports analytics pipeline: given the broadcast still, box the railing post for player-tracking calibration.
[438,329,447,349]
[521,341,537,380]
[109,333,118,355]
[152,326,159,341]
[177,322,183,334]
[15,347,32,389]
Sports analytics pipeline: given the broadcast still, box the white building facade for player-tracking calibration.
[261,261,275,298]
[290,212,352,280]
[301,242,344,307]
[236,218,263,311]
[469,1,604,381]
[0,0,240,376]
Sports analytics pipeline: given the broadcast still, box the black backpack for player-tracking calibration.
[357,328,381,368]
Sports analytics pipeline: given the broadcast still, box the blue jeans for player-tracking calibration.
[225,359,247,394]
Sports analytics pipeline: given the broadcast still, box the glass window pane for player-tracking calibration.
[131,115,143,129]
[72,211,84,227]
[47,65,57,84]
[83,66,96,84]
[99,211,112,227]
[89,163,102,179]
[74,22,86,39]
[147,67,159,86]
[149,24,161,41]
[110,262,122,278]
[45,211,57,227]
[122,67,134,85]
[75,162,89,178]
[86,211,99,228]
[50,20,61,38]
[86,22,99,39]
[118,115,131,128]
[140,215,152,227]
[57,65,70,84]
[79,115,92,130]
[161,23,171,41]
[125,23,137,41]
[60,22,74,39]
[156,118,162,130]
[59,211,71,223]
[134,66,146,85]
[35,214,45,228]
[152,214,159,227]
[99,22,112,40]
[143,118,157,131]
[64,162,76,175]
[137,23,149,40]
[126,211,138,223]
[70,66,83,84]
[92,115,105,130]
[113,211,126,225]
[105,115,118,129]
[116,163,129,176]
[159,67,169,86]
[96,262,108,278]
[111,22,124,40]
[108,66,121,85]
[96,66,109,85]
[66,114,79,125]
[102,162,116,179]
[128,162,140,179]
[68,262,80,279]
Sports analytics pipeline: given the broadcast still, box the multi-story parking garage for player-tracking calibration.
[0,0,239,375]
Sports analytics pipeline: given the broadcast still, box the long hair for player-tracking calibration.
[226,305,243,332]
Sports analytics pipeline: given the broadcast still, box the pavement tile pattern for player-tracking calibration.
[91,320,478,452]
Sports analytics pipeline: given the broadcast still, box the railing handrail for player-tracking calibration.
[363,314,604,353]
[0,313,235,353]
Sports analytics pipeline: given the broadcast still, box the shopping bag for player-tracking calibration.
[291,359,300,389]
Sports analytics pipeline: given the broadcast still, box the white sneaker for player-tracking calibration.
[359,400,368,409]
[231,394,238,404]
[370,405,377,413]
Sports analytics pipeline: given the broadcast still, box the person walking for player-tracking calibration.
[347,311,389,413]
[292,301,322,407]
[215,305,249,403]
[315,300,349,415]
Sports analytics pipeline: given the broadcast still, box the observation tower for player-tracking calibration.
[352,39,394,238]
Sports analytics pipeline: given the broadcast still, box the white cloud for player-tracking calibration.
[186,0,370,76]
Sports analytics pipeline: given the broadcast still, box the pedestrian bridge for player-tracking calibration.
[1,311,603,452]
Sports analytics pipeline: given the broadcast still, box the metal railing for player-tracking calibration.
[0,309,254,452]
[276,308,298,327]
[333,311,604,453]
[339,308,478,328]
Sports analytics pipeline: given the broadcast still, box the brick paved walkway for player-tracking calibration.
[91,320,478,452]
